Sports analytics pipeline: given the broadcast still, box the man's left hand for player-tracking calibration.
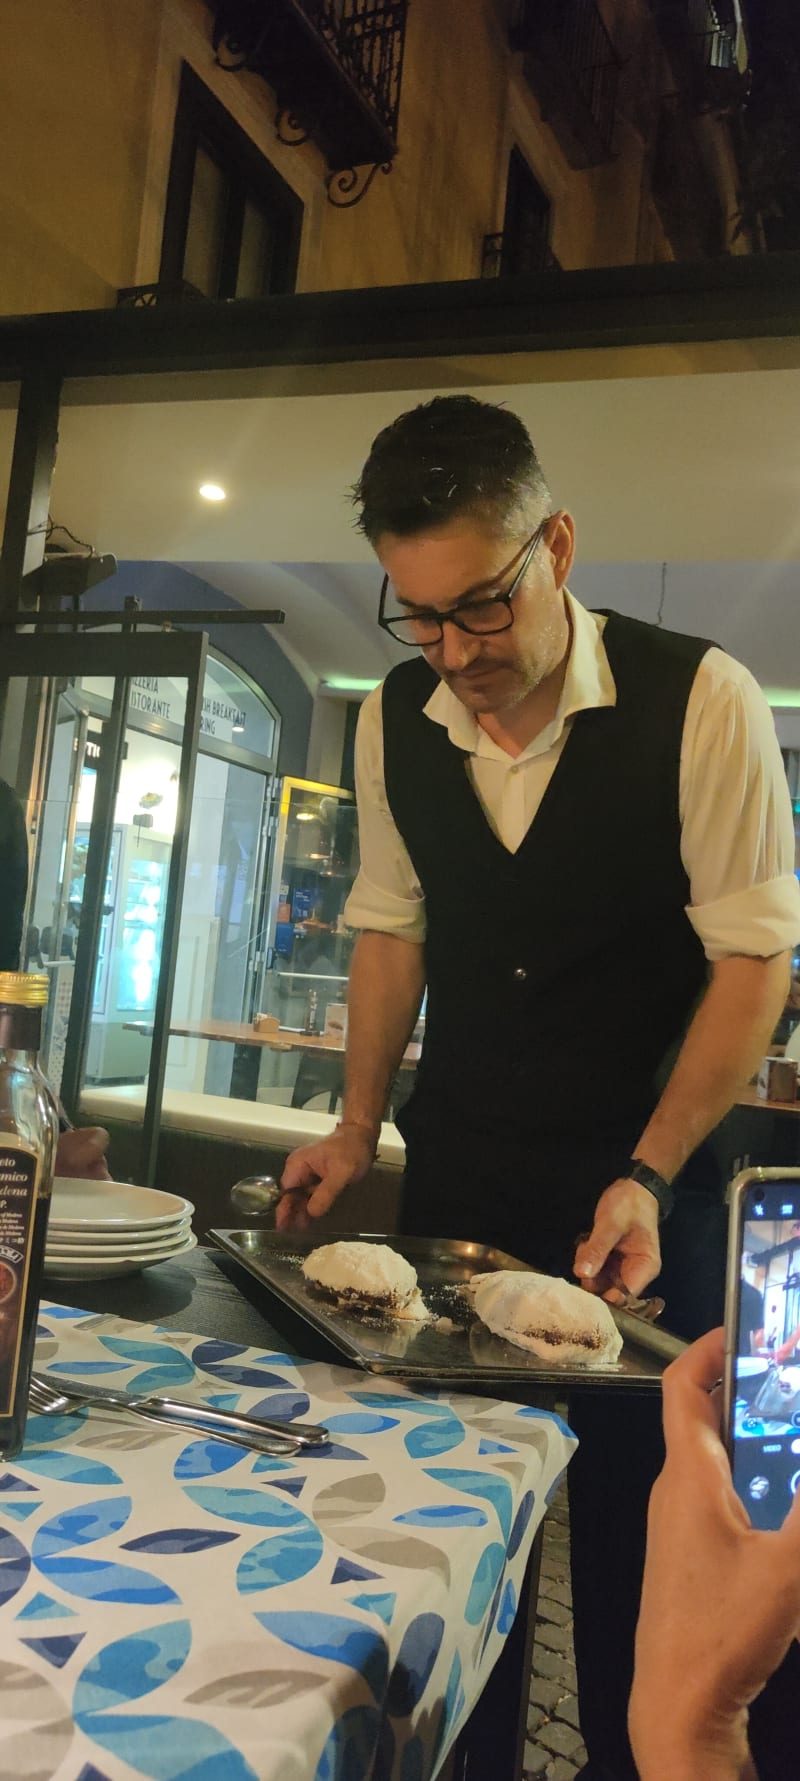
[573,1179,661,1299]
[629,1329,800,1781]
[55,1126,111,1181]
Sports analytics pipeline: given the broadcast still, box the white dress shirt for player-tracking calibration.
[344,592,800,962]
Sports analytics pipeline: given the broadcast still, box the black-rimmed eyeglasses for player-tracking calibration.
[377,517,551,647]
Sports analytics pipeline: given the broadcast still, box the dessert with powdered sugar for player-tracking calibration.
[302,1240,429,1320]
[468,1270,622,1366]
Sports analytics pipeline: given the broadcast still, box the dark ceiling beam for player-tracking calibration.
[0,369,61,615]
[1,254,800,383]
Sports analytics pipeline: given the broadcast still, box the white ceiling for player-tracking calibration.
[2,352,799,696]
[185,561,405,689]
[37,368,800,564]
[186,556,800,697]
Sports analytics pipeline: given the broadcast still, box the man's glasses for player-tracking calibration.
[377,517,551,647]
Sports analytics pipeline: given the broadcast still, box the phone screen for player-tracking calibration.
[727,1179,800,1531]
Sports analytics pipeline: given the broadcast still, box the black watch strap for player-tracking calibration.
[624,1158,675,1222]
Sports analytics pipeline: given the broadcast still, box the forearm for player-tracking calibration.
[634,1738,757,1781]
[342,931,426,1134]
[635,951,791,1181]
[632,1672,757,1781]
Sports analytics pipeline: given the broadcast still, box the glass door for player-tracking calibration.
[5,629,207,1184]
[80,717,182,1091]
[259,777,358,1033]
[23,687,83,1097]
[245,778,358,1114]
[27,688,85,977]
[166,753,268,1096]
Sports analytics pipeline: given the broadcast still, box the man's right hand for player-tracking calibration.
[277,1123,378,1231]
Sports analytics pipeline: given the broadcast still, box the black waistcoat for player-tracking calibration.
[382,611,714,1146]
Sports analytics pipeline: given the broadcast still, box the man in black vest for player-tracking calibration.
[281,397,800,1780]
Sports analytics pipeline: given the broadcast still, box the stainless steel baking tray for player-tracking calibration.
[210,1229,685,1390]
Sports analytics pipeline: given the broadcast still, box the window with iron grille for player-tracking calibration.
[501,150,553,275]
[160,65,303,300]
[672,0,739,68]
[510,0,621,166]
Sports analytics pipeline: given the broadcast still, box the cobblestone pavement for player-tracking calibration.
[523,1483,587,1781]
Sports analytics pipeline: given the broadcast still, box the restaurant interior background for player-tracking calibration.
[1,0,799,1220]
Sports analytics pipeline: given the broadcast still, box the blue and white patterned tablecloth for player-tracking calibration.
[0,1303,576,1781]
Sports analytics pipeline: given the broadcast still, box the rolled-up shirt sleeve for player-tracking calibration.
[680,650,800,960]
[343,688,427,941]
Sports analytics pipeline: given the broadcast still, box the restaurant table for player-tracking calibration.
[735,1085,800,1117]
[124,1018,421,1065]
[727,1086,800,1172]
[124,1020,421,1106]
[1,1249,575,1781]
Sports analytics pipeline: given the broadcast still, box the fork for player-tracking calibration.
[32,1368,330,1447]
[28,1376,303,1458]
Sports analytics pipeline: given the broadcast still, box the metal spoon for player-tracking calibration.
[230,1175,281,1216]
[28,1376,303,1457]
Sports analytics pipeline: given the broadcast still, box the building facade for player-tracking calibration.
[1,0,753,319]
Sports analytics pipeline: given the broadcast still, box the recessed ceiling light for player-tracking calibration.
[322,677,381,694]
[198,482,226,502]
[765,689,800,708]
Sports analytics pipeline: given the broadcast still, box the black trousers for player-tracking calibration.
[399,1129,800,1781]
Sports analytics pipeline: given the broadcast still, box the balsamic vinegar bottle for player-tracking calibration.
[0,973,58,1457]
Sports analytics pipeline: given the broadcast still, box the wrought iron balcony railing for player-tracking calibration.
[510,0,621,168]
[648,0,748,111]
[116,280,209,309]
[209,1,409,203]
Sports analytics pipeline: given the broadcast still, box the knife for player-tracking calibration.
[607,1308,687,1364]
[37,1371,330,1447]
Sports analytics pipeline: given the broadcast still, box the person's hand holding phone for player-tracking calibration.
[629,1329,800,1781]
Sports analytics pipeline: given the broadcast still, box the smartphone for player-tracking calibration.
[723,1167,800,1531]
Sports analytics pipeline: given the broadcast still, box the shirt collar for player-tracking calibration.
[422,591,617,760]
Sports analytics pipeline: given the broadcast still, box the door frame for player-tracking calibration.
[4,629,208,1184]
[28,687,89,969]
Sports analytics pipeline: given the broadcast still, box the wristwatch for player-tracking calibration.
[624,1158,675,1222]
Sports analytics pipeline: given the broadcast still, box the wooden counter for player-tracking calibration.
[736,1085,800,1117]
[125,1016,420,1065]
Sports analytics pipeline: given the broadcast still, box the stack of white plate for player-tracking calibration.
[44,1178,196,1281]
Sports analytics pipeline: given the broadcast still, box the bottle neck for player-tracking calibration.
[0,1007,42,1055]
